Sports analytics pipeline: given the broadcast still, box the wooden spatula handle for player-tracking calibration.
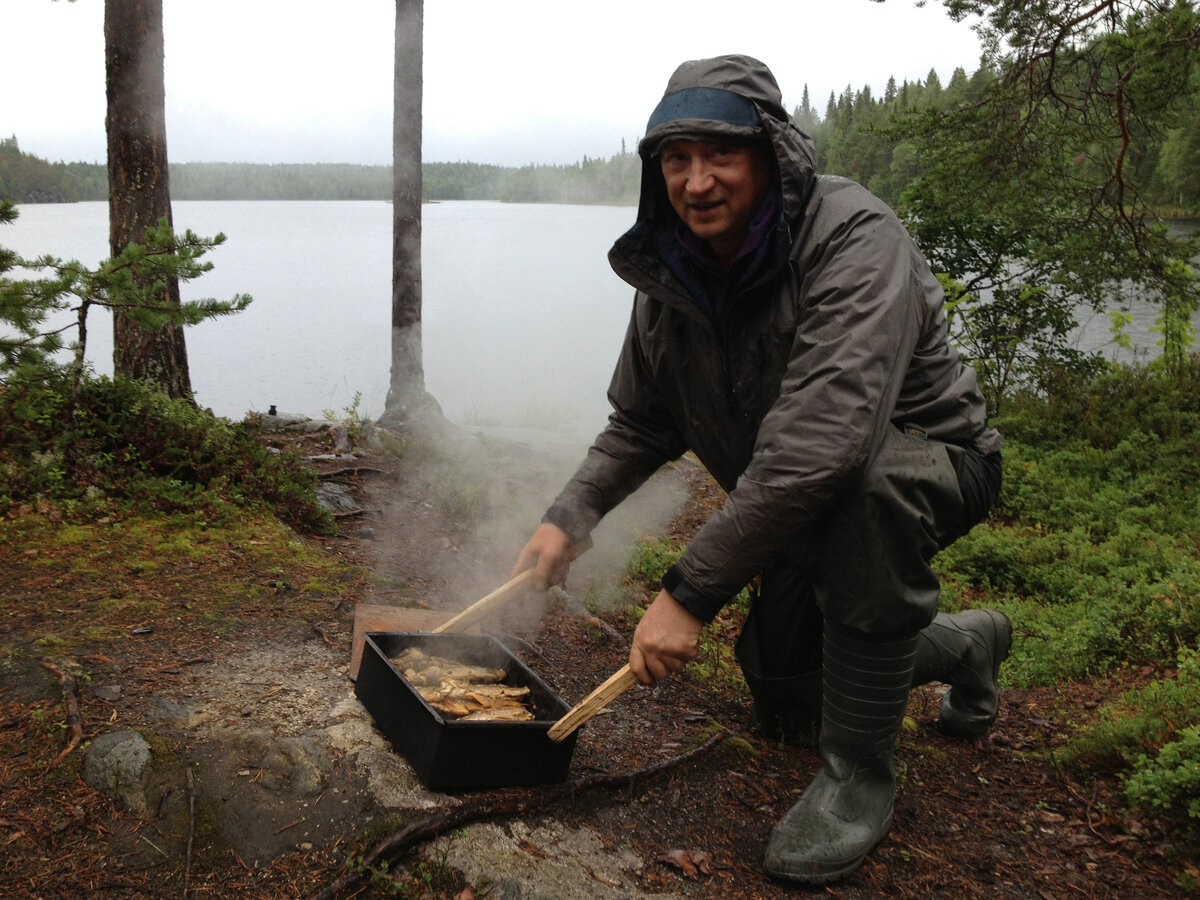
[547,663,636,743]
[432,569,535,634]
[432,536,593,635]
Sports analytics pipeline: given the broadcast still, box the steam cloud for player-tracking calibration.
[365,413,690,634]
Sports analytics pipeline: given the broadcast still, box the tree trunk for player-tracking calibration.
[105,0,191,399]
[381,0,440,428]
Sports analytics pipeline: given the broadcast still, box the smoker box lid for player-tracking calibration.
[355,631,579,790]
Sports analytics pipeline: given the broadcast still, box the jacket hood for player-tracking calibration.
[628,54,817,236]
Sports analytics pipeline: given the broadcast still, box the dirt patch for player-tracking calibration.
[1,421,1195,898]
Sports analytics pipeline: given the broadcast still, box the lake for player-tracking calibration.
[4,201,1196,441]
[4,200,637,442]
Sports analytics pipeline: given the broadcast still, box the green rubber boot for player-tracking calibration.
[912,609,1012,739]
[762,623,918,885]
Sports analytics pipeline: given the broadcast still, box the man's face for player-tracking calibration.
[659,139,773,265]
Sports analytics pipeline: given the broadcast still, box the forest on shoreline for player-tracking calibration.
[4,58,1198,214]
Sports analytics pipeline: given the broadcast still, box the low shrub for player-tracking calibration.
[0,367,331,533]
[1057,649,1200,841]
[1124,724,1200,833]
[627,534,686,587]
[932,358,1200,684]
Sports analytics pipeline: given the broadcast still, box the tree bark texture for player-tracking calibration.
[383,0,436,424]
[105,0,191,398]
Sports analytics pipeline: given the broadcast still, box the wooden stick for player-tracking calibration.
[39,660,83,767]
[547,663,637,743]
[183,766,196,900]
[431,569,536,634]
[432,536,593,635]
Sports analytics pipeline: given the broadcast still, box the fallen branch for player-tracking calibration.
[312,624,340,650]
[38,660,83,768]
[183,766,197,899]
[311,730,728,900]
[317,467,385,480]
[274,817,306,835]
[551,587,628,649]
[329,508,383,519]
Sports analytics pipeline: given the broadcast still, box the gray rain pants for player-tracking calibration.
[737,424,1002,684]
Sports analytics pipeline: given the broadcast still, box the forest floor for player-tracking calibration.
[0,420,1196,899]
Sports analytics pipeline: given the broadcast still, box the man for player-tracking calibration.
[513,54,1010,885]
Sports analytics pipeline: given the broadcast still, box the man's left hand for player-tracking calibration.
[629,589,704,686]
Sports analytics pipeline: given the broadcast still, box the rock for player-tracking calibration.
[257,411,331,435]
[187,726,381,864]
[257,735,330,795]
[360,421,385,450]
[433,821,668,899]
[83,730,151,815]
[315,483,357,512]
[145,697,204,728]
[330,424,352,453]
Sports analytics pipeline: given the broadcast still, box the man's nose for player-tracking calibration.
[685,161,715,193]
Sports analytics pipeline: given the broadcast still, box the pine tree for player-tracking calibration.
[893,0,1200,407]
[794,84,820,134]
[824,91,838,125]
[105,0,190,399]
[381,0,441,429]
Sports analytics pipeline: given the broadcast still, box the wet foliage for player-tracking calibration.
[0,368,332,533]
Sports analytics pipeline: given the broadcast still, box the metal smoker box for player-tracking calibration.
[355,632,579,791]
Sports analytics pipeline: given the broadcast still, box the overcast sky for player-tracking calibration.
[5,0,983,168]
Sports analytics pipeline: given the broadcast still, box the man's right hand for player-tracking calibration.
[629,588,703,686]
[512,522,574,592]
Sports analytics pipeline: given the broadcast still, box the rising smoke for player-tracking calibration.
[364,410,691,635]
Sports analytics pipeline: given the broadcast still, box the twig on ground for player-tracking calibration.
[183,766,197,899]
[310,730,728,900]
[274,817,306,835]
[140,834,169,857]
[38,660,83,767]
[329,508,383,519]
[317,467,385,480]
[496,632,542,657]
[312,624,340,650]
[1063,777,1122,842]
[551,587,628,649]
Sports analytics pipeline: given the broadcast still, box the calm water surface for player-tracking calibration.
[5,200,637,441]
[5,201,1196,440]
